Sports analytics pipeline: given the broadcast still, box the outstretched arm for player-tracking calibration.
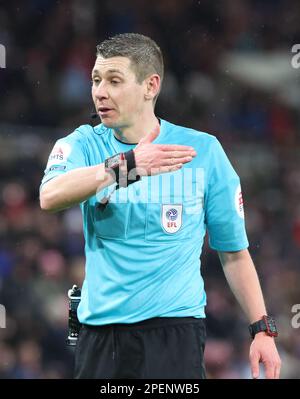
[218,249,281,379]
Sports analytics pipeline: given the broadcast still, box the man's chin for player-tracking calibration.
[100,118,124,130]
[101,120,112,128]
[100,118,115,128]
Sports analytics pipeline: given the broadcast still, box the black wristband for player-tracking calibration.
[124,149,141,185]
[104,151,140,190]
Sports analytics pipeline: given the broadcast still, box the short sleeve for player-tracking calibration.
[40,129,88,190]
[205,138,249,251]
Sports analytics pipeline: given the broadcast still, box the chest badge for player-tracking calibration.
[161,205,183,234]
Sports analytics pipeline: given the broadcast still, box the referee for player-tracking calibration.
[40,33,281,379]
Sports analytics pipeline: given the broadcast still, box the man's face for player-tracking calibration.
[91,56,146,129]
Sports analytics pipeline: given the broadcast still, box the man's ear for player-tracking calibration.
[144,74,160,100]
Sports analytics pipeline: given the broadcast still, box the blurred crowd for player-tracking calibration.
[0,0,300,379]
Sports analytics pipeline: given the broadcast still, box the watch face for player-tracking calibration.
[264,316,278,337]
[106,154,121,169]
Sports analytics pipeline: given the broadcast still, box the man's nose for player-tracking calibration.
[94,82,109,100]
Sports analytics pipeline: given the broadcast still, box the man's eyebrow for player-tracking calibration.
[91,68,124,76]
[106,69,124,75]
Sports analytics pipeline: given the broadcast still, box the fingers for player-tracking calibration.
[159,150,197,167]
[265,362,276,379]
[157,164,183,174]
[251,367,260,379]
[250,352,260,379]
[265,360,281,379]
[250,355,281,379]
[161,156,193,166]
[159,144,196,152]
[137,155,191,176]
[274,364,281,379]
[162,150,197,158]
[139,125,160,144]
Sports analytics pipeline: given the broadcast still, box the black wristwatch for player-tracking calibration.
[104,150,140,188]
[249,315,278,339]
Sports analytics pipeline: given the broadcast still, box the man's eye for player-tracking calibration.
[92,78,100,85]
[111,80,120,85]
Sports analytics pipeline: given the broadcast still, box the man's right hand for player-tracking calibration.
[133,125,197,176]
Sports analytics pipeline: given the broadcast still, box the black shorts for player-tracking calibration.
[74,316,206,379]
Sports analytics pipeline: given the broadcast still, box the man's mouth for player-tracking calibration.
[98,107,114,116]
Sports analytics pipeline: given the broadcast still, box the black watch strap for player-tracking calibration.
[104,150,140,188]
[249,315,278,339]
[124,149,140,186]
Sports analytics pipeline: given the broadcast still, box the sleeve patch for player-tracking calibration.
[46,142,72,168]
[235,184,245,219]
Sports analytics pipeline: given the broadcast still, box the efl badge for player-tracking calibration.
[161,205,182,234]
[235,184,245,219]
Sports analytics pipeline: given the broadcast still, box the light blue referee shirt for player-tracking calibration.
[40,119,249,325]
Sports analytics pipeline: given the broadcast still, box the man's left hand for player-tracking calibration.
[249,332,281,379]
